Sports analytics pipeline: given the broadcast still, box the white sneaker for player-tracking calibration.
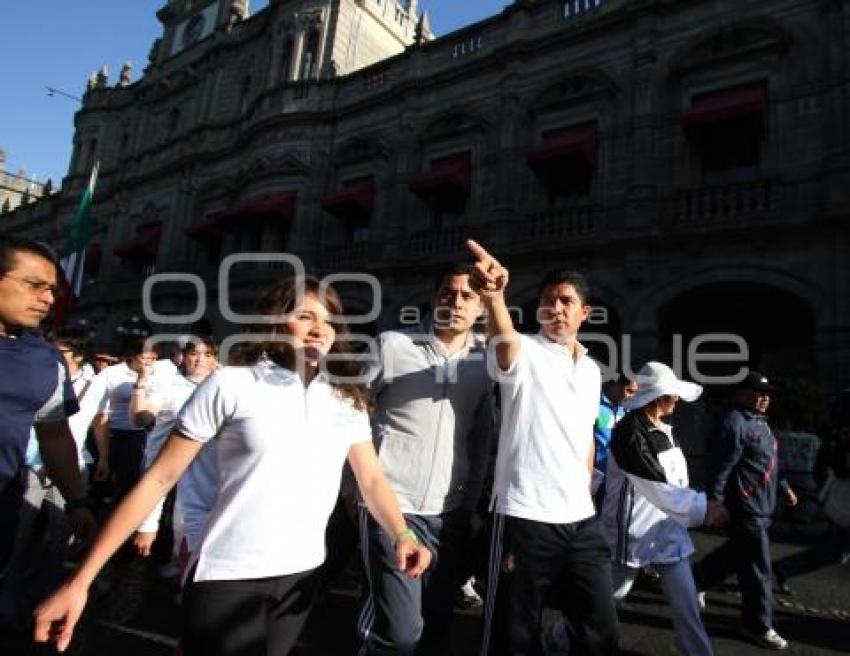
[743,628,789,650]
[697,591,706,611]
[456,578,483,609]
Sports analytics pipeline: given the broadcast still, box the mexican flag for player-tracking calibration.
[54,162,99,329]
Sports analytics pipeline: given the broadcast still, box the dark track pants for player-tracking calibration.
[694,514,774,633]
[109,429,146,502]
[481,514,620,656]
[181,567,318,656]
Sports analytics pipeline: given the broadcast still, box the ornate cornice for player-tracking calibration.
[669,17,793,77]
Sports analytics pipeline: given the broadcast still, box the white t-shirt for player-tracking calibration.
[86,360,176,432]
[490,333,600,524]
[176,358,371,582]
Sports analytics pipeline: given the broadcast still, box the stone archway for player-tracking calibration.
[652,280,818,481]
[630,265,829,378]
[657,281,816,383]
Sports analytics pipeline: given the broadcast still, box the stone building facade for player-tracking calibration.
[4,0,849,408]
[0,149,46,213]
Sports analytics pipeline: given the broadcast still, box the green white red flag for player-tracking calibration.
[54,162,99,329]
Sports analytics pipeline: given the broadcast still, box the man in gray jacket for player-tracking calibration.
[359,264,495,656]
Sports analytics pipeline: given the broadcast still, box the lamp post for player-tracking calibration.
[46,86,82,103]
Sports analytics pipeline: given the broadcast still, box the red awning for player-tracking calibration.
[410,154,472,200]
[322,178,376,221]
[683,84,766,126]
[526,124,597,168]
[217,191,298,227]
[113,223,162,258]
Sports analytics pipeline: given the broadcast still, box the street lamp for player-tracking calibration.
[46,86,82,103]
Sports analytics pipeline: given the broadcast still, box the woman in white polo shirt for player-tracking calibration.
[34,276,432,656]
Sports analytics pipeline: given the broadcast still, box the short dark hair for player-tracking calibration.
[0,236,60,277]
[184,335,218,357]
[433,263,472,293]
[120,336,160,359]
[53,334,91,362]
[537,269,590,304]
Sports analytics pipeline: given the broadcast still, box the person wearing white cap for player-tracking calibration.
[549,362,727,656]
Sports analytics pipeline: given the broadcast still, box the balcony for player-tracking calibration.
[519,203,597,248]
[562,0,605,20]
[673,180,776,227]
[405,226,465,260]
[255,81,322,118]
[318,241,371,271]
[451,35,484,60]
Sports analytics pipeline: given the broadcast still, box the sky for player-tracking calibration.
[0,1,508,187]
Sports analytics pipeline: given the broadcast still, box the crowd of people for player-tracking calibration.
[0,234,847,655]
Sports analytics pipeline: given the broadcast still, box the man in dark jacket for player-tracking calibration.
[694,372,796,650]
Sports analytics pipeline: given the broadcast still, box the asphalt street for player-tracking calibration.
[2,528,847,655]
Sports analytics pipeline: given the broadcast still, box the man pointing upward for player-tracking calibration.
[467,240,620,656]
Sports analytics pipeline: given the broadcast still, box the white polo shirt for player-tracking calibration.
[176,358,371,582]
[490,333,600,524]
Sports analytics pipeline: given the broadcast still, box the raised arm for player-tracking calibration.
[465,239,519,371]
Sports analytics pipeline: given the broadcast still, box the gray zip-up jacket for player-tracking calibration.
[370,324,495,515]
